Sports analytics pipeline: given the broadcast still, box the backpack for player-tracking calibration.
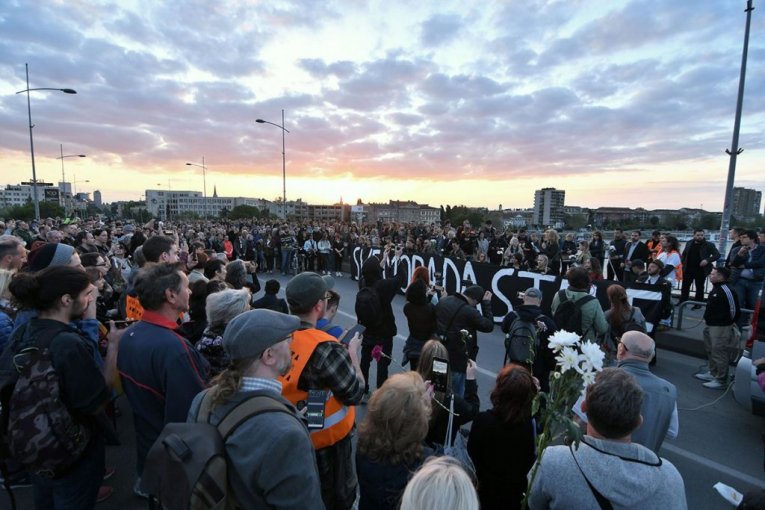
[504,314,544,365]
[606,309,647,353]
[0,323,92,479]
[553,290,596,337]
[355,286,383,328]
[142,389,294,510]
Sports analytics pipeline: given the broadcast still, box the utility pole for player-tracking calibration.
[718,0,754,258]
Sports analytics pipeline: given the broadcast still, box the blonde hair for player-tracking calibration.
[0,269,14,300]
[208,356,259,407]
[357,372,431,465]
[400,456,479,510]
[545,229,559,243]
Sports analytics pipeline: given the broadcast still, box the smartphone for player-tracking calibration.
[340,324,366,346]
[107,320,135,331]
[431,357,449,393]
[435,272,443,287]
[306,389,327,430]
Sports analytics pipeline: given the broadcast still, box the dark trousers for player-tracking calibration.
[316,433,357,510]
[360,337,392,394]
[681,271,707,302]
[32,437,105,510]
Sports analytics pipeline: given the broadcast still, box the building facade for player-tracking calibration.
[532,188,565,227]
[363,200,441,224]
[732,187,763,220]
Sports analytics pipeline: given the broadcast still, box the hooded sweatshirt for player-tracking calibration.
[528,437,686,510]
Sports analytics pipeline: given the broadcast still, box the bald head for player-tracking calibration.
[618,331,655,362]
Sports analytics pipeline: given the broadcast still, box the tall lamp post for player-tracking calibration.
[185,157,208,219]
[56,144,86,216]
[256,109,289,219]
[15,63,77,221]
[72,177,90,218]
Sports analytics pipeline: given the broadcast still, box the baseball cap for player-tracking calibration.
[286,272,335,311]
[523,287,542,300]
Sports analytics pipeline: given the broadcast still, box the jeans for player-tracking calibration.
[281,249,294,274]
[360,338,392,394]
[733,278,763,326]
[32,437,105,510]
[451,371,466,398]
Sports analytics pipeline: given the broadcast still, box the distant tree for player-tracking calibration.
[228,205,262,219]
[440,205,445,222]
[4,201,65,220]
[564,213,589,229]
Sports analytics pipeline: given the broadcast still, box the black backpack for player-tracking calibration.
[504,314,544,365]
[553,290,596,336]
[0,323,92,482]
[142,389,294,509]
[355,286,383,328]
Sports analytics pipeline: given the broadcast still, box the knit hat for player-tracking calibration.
[286,272,335,311]
[27,243,75,271]
[463,285,484,302]
[223,309,300,360]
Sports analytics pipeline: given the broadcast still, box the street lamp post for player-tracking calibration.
[256,109,289,219]
[15,63,77,221]
[56,144,86,216]
[185,157,208,219]
[72,176,90,218]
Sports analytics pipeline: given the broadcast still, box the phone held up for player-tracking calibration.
[305,389,327,430]
[340,324,366,346]
[431,357,449,393]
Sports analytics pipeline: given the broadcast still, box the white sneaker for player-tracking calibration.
[702,379,725,390]
[694,371,715,382]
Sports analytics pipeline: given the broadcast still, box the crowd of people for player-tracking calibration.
[0,214,762,510]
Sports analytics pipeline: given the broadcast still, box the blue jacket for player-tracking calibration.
[117,310,210,474]
[731,244,765,282]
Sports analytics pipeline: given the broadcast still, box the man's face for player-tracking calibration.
[630,232,639,242]
[759,232,765,245]
[648,262,660,276]
[271,336,293,376]
[84,233,94,245]
[161,244,180,263]
[614,230,623,239]
[693,231,705,243]
[709,269,725,284]
[19,222,28,231]
[741,234,754,247]
[70,284,96,320]
[8,244,27,271]
[170,271,191,312]
[729,229,738,241]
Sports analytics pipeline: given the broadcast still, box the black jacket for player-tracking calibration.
[426,379,480,447]
[681,240,720,276]
[404,281,436,342]
[704,282,740,326]
[501,304,557,391]
[624,241,650,264]
[360,259,406,341]
[435,294,493,372]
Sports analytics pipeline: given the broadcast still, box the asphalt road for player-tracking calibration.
[6,271,762,510]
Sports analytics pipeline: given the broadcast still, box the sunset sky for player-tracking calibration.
[1,0,763,212]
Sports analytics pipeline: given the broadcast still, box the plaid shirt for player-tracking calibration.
[298,340,364,406]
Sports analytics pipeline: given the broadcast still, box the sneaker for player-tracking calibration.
[0,473,32,489]
[103,466,115,481]
[694,371,715,382]
[133,478,150,499]
[97,485,113,504]
[703,379,726,390]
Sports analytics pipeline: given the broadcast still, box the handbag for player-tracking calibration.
[441,394,476,481]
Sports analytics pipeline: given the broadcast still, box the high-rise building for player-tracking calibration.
[93,190,102,207]
[732,187,762,220]
[532,188,565,227]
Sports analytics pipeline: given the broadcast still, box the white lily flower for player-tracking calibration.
[555,346,580,374]
[579,341,605,371]
[548,330,580,353]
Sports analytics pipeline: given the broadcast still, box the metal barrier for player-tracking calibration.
[675,300,754,330]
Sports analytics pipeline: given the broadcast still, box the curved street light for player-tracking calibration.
[186,157,208,218]
[15,63,78,221]
[256,109,289,219]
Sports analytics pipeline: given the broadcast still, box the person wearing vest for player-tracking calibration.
[124,235,180,321]
[282,272,365,510]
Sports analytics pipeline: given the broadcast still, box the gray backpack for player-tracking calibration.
[142,390,294,509]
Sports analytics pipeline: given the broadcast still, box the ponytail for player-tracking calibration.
[9,266,90,311]
[208,357,259,407]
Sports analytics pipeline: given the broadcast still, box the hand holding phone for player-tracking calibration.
[341,324,366,346]
[431,357,449,393]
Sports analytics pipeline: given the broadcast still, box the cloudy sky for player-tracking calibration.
[1,0,763,211]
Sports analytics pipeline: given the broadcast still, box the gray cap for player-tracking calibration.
[286,272,335,311]
[463,285,484,302]
[222,309,301,360]
[524,287,543,300]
